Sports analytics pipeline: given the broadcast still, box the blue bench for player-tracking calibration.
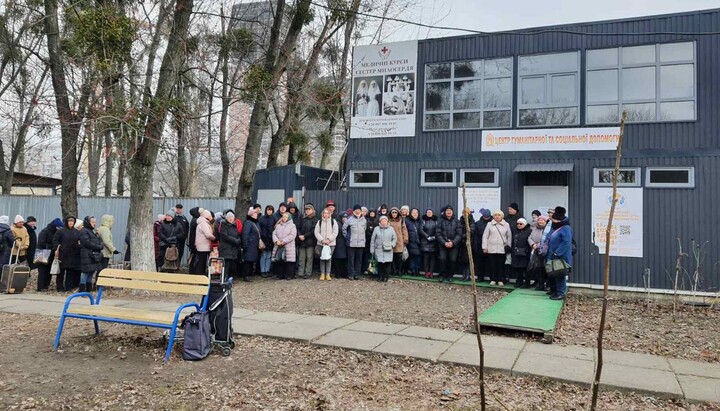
[53,269,210,362]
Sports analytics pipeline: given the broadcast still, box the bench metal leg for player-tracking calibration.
[53,314,67,350]
[93,320,100,335]
[164,326,177,363]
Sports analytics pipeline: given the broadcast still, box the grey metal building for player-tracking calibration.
[303,9,720,292]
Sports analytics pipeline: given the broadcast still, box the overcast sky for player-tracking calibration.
[372,0,720,42]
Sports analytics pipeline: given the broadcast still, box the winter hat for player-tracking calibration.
[198,207,205,216]
[304,203,315,211]
[325,200,335,207]
[201,210,212,220]
[265,205,275,213]
[480,208,491,218]
[0,215,8,225]
[51,218,64,228]
[400,205,410,213]
[379,215,389,222]
[157,214,165,222]
[215,212,223,221]
[441,204,453,213]
[553,206,567,221]
[531,210,541,217]
[353,204,362,211]
[247,207,256,216]
[517,218,528,226]
[26,216,37,223]
[346,208,353,215]
[537,215,549,223]
[492,209,505,218]
[14,215,24,224]
[225,210,235,218]
[361,206,368,213]
[165,209,175,216]
[175,203,184,209]
[508,203,519,212]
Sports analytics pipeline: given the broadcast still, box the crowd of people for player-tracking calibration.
[0,198,574,300]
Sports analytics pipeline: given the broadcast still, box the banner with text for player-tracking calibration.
[481,127,620,152]
[350,40,418,139]
[458,187,501,222]
[591,187,643,258]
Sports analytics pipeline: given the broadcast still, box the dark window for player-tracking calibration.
[353,172,380,184]
[421,169,456,186]
[646,167,694,188]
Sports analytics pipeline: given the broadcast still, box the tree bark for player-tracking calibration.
[218,34,231,196]
[44,0,85,217]
[127,0,194,272]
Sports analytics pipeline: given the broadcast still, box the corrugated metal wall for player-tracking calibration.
[324,10,720,291]
[252,165,340,201]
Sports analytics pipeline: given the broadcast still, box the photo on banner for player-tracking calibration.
[350,40,418,139]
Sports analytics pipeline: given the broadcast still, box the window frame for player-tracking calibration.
[420,169,457,187]
[645,167,695,188]
[348,170,384,188]
[585,41,697,125]
[423,57,514,131]
[517,51,581,127]
[460,168,499,187]
[593,167,641,187]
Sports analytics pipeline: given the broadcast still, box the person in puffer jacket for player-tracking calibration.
[419,209,438,278]
[258,205,276,277]
[370,215,397,282]
[387,207,408,276]
[36,218,64,291]
[435,205,462,282]
[296,203,319,279]
[405,208,422,276]
[194,210,215,275]
[78,216,104,292]
[314,207,339,280]
[96,215,119,270]
[342,205,366,280]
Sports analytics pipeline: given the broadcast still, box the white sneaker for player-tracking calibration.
[498,281,504,287]
[489,281,497,286]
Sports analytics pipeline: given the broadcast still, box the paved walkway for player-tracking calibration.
[0,293,717,404]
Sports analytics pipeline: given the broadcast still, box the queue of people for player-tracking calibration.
[0,198,574,301]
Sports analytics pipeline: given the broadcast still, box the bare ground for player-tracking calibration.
[1,312,715,410]
[24,274,720,363]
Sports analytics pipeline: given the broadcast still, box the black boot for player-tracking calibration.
[78,284,86,293]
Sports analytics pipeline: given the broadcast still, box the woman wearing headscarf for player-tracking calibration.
[367,80,381,116]
[241,207,261,281]
[97,215,119,270]
[355,80,369,117]
[78,216,104,292]
[482,210,512,286]
[258,205,276,278]
[314,207,339,280]
[53,216,81,291]
[370,215,397,282]
[10,215,29,264]
[218,210,242,281]
[272,212,297,280]
[419,208,438,279]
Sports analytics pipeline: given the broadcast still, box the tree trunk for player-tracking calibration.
[44,0,88,217]
[87,120,101,196]
[127,0,194,272]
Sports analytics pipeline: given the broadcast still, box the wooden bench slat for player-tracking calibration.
[99,269,209,285]
[96,277,208,295]
[66,305,189,325]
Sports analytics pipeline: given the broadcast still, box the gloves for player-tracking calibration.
[113,250,120,255]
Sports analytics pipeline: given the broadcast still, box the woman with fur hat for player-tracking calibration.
[482,209,512,286]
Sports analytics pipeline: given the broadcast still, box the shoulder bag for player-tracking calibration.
[545,256,570,279]
[252,222,265,250]
[495,224,511,254]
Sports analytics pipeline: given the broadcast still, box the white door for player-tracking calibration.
[256,189,286,209]
[523,186,568,218]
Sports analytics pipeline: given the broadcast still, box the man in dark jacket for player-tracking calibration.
[78,216,104,292]
[436,205,462,282]
[287,201,299,222]
[274,202,288,222]
[36,218,64,291]
[472,208,493,281]
[506,202,522,235]
[258,205,275,277]
[187,206,201,273]
[296,203,319,279]
[174,204,189,264]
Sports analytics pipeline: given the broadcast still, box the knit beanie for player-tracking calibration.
[0,215,8,225]
[14,215,24,224]
[52,218,64,228]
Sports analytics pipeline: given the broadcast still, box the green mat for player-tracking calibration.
[387,274,514,290]
[478,288,565,337]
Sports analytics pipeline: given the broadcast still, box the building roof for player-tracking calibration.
[10,171,63,188]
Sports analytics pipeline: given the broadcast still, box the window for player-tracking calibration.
[421,169,456,187]
[586,42,696,124]
[424,58,512,130]
[518,51,580,126]
[460,169,499,186]
[349,170,383,188]
[646,167,694,188]
[593,167,641,186]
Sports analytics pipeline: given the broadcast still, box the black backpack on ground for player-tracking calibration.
[182,311,212,361]
[208,283,233,343]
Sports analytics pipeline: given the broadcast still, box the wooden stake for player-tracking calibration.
[461,183,486,410]
[590,111,627,410]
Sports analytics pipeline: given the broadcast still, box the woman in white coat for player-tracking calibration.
[482,209,512,286]
[314,208,339,281]
[370,215,397,282]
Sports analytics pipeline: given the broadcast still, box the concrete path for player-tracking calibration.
[0,293,717,404]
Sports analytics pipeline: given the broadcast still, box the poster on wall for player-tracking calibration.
[458,187,501,222]
[350,40,418,139]
[591,187,643,258]
[481,127,620,152]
